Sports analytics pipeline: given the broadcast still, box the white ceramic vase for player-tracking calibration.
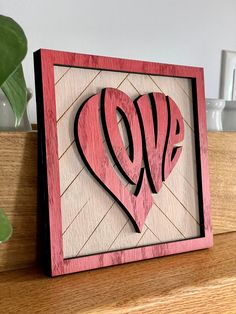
[0,88,32,131]
[206,99,225,131]
[222,101,236,131]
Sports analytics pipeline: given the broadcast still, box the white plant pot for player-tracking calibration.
[222,101,236,131]
[206,99,225,131]
[0,88,32,131]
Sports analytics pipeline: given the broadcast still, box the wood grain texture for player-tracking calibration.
[33,49,212,276]
[5,50,210,275]
[150,75,194,129]
[54,65,201,261]
[0,132,37,272]
[0,132,235,273]
[75,88,153,233]
[0,232,235,314]
[75,88,185,233]
[208,132,236,234]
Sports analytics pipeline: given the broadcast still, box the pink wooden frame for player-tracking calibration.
[34,49,213,276]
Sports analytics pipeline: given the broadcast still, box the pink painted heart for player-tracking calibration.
[74,88,184,232]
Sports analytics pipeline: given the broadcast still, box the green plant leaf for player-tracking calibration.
[0,208,12,243]
[0,15,27,87]
[1,64,27,126]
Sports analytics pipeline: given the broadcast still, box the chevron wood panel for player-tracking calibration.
[176,77,193,98]
[54,66,70,83]
[150,75,194,129]
[55,67,100,120]
[54,66,200,259]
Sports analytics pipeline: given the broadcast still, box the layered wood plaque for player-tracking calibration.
[34,49,212,276]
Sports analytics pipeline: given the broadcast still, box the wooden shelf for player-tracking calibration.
[0,131,236,313]
[0,132,236,272]
[0,232,236,313]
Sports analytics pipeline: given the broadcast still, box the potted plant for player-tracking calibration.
[0,15,31,242]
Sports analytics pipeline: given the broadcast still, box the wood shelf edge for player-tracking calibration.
[0,232,235,313]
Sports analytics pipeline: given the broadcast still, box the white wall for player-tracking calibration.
[1,0,236,123]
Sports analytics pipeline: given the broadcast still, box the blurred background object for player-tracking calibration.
[206,99,225,131]
[219,50,236,130]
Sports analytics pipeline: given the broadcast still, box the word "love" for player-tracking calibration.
[75,88,184,232]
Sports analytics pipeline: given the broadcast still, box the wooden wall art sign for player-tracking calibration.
[34,49,213,276]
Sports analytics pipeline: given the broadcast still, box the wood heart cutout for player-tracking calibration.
[74,88,184,232]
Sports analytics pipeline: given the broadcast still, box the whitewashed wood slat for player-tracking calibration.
[175,77,193,99]
[145,204,185,242]
[59,142,84,196]
[57,70,128,158]
[62,169,114,258]
[136,228,161,247]
[54,66,70,84]
[118,77,140,100]
[163,167,200,223]
[127,73,162,95]
[108,221,147,252]
[109,202,185,253]
[153,181,200,235]
[78,202,129,256]
[150,75,194,129]
[173,121,197,189]
[55,67,100,121]
[61,167,110,234]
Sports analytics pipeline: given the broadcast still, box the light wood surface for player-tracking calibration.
[208,132,236,234]
[0,131,236,272]
[54,66,200,259]
[0,131,235,312]
[0,132,37,272]
[0,232,235,314]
